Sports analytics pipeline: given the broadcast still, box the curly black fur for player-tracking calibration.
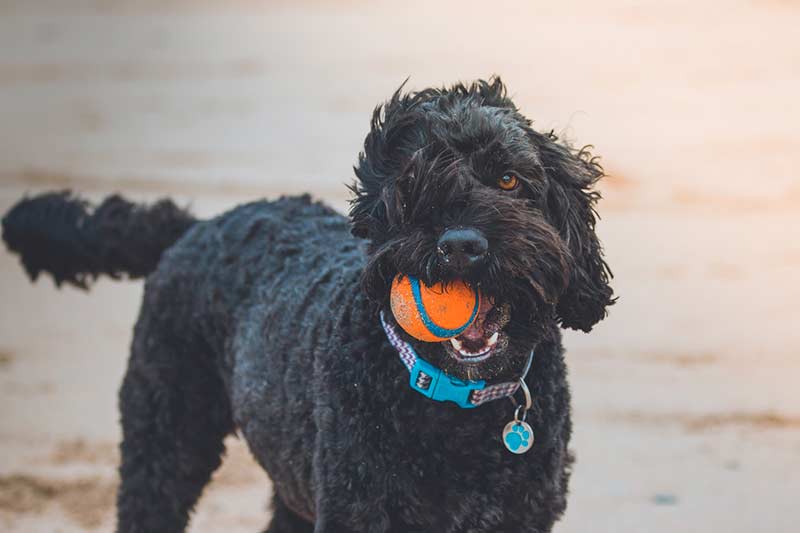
[1,191,194,288]
[2,78,613,533]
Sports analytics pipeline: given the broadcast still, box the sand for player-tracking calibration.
[1,1,799,531]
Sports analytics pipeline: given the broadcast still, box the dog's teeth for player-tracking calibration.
[450,337,464,352]
[450,333,499,359]
[487,332,499,346]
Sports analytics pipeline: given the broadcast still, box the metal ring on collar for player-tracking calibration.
[517,377,532,412]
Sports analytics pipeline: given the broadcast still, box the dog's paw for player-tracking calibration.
[504,423,530,452]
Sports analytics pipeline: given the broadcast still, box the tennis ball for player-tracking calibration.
[390,274,480,342]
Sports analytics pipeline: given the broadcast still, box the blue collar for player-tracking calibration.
[380,312,533,409]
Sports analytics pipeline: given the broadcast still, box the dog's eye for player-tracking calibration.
[497,174,520,191]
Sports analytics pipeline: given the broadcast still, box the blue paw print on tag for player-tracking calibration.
[505,424,530,451]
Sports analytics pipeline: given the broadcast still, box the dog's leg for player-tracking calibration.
[263,495,314,533]
[115,308,233,533]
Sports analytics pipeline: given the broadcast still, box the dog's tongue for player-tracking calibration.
[458,297,493,341]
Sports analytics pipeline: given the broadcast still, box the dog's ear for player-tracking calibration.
[537,134,615,332]
[348,83,421,241]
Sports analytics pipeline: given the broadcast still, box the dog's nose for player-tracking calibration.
[437,227,488,271]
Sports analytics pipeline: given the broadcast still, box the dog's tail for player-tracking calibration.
[2,191,196,288]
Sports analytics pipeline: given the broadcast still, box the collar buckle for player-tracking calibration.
[409,357,485,409]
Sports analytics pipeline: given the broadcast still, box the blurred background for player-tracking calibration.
[0,1,798,531]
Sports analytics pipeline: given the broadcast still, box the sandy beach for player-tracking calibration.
[1,1,799,531]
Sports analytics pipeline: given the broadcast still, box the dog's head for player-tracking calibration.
[349,78,614,381]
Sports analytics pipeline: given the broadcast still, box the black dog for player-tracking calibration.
[2,78,613,532]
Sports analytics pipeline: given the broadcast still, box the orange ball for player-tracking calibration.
[390,275,480,342]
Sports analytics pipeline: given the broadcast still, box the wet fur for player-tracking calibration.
[2,78,613,532]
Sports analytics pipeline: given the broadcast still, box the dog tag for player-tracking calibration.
[502,420,534,454]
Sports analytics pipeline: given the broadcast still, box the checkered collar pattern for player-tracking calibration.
[380,312,528,408]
